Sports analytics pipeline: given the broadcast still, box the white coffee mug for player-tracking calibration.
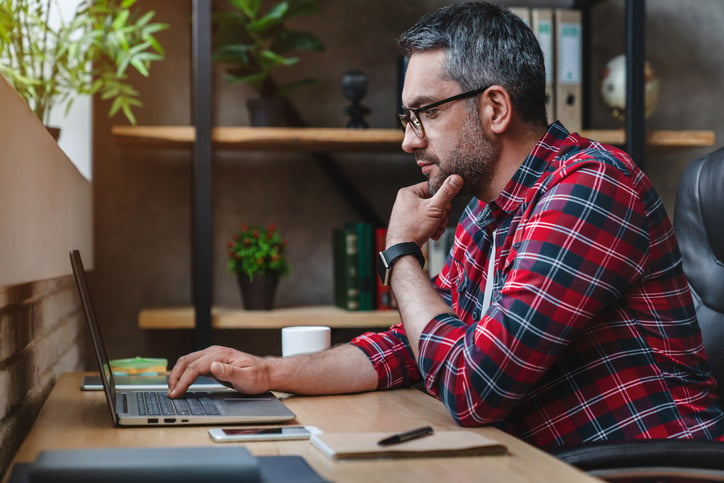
[281,326,331,357]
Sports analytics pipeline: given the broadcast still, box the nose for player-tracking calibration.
[401,126,426,153]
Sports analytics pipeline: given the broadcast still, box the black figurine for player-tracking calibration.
[342,70,370,128]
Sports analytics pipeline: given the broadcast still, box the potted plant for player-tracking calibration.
[0,0,167,128]
[227,223,290,310]
[212,0,324,126]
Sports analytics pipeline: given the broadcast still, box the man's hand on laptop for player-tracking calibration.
[167,346,271,397]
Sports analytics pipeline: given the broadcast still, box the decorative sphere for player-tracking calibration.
[600,54,660,122]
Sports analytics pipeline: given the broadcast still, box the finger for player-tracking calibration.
[168,355,212,397]
[168,349,205,387]
[167,353,193,392]
[432,175,463,205]
[403,181,434,200]
[168,356,188,387]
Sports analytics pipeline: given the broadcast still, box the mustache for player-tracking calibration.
[415,152,439,164]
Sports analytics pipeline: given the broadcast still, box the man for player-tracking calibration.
[169,2,724,449]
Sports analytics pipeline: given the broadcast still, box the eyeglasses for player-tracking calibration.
[398,85,491,138]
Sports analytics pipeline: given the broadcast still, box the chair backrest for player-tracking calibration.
[673,146,724,396]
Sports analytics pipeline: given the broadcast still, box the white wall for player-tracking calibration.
[47,0,92,180]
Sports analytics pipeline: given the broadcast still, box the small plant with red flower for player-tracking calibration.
[227,224,290,281]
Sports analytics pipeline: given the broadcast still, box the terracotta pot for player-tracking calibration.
[237,272,280,310]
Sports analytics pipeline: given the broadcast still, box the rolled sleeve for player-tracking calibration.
[349,323,422,390]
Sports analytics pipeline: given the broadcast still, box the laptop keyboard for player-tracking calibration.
[136,392,221,416]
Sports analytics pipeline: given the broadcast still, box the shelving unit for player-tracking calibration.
[129,0,713,341]
[120,124,713,332]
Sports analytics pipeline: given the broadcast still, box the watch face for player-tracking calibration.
[376,251,391,285]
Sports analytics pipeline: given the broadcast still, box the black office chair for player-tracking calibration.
[551,148,724,482]
[674,146,724,396]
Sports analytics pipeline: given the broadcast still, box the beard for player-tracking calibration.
[422,109,502,198]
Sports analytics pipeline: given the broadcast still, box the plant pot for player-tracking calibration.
[237,272,280,310]
[246,97,286,127]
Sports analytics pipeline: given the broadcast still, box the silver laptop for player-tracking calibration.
[80,373,229,391]
[70,249,296,426]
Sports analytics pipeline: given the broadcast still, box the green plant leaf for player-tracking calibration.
[225,71,267,86]
[248,1,290,34]
[259,50,299,68]
[213,43,255,64]
[112,9,130,31]
[271,29,324,54]
[211,0,323,98]
[229,0,262,20]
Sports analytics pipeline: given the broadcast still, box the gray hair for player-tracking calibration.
[399,2,547,126]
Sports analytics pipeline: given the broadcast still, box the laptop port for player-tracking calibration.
[148,418,158,423]
[164,418,176,423]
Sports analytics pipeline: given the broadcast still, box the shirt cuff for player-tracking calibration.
[349,323,421,390]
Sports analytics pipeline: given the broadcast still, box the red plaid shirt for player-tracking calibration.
[351,122,724,449]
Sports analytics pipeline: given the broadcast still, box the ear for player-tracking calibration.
[480,85,512,134]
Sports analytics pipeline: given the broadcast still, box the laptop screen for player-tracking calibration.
[70,249,120,425]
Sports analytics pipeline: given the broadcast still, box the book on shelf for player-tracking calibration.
[352,222,375,311]
[332,222,393,311]
[332,227,359,311]
[333,223,457,311]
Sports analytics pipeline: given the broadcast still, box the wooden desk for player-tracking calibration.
[5,373,598,482]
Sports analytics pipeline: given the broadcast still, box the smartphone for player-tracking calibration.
[208,426,320,443]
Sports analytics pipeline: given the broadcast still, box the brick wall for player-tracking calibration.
[0,275,88,478]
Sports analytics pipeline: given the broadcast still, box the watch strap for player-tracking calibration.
[378,242,425,285]
[383,242,425,267]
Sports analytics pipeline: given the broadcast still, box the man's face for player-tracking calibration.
[401,50,501,198]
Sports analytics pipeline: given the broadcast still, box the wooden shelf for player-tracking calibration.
[579,129,715,147]
[112,126,715,150]
[112,126,406,151]
[139,305,400,330]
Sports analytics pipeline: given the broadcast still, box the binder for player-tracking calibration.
[508,6,530,27]
[532,8,555,124]
[554,9,583,132]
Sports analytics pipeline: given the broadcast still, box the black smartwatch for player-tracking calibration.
[376,242,425,286]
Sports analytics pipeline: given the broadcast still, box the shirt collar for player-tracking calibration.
[469,121,571,228]
[493,121,570,214]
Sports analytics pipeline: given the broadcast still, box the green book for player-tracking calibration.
[350,222,375,311]
[332,227,359,310]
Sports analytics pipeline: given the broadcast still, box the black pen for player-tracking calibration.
[377,425,434,446]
